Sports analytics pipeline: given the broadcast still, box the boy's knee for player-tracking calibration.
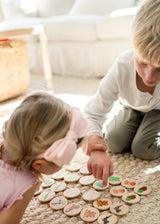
[105,130,126,154]
[131,138,160,160]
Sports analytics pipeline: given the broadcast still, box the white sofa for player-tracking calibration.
[0,0,143,78]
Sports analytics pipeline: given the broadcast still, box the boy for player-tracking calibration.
[85,0,160,186]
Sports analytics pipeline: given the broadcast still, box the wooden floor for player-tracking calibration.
[28,72,101,96]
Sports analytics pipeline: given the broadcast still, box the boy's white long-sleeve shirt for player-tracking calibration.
[84,49,160,135]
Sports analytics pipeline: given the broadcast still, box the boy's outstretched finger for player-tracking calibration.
[102,166,109,187]
[96,166,103,180]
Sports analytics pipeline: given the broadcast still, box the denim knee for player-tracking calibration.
[131,137,160,160]
[105,131,127,154]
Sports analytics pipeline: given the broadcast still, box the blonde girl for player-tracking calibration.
[0,91,89,224]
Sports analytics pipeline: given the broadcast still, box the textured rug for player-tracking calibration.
[20,148,160,224]
[1,93,160,224]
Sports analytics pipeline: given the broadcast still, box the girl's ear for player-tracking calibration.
[32,159,62,175]
[31,159,48,173]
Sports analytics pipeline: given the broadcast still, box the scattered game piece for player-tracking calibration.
[38,189,55,203]
[122,192,140,204]
[51,181,67,192]
[42,178,55,188]
[64,173,80,183]
[80,206,99,223]
[134,184,152,196]
[97,212,118,224]
[34,186,42,196]
[79,175,95,185]
[80,166,90,175]
[50,196,68,210]
[121,178,136,189]
[93,180,109,191]
[82,189,100,202]
[109,175,122,185]
[110,202,129,216]
[63,203,82,216]
[63,187,81,199]
[52,171,65,180]
[66,163,82,172]
[110,186,127,197]
[93,198,112,211]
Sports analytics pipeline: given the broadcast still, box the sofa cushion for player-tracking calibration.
[37,0,76,17]
[97,7,139,40]
[0,17,44,31]
[70,0,135,15]
[0,15,101,42]
[1,0,37,21]
[43,15,102,41]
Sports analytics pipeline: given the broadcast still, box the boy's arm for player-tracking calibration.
[87,150,113,187]
[0,182,39,224]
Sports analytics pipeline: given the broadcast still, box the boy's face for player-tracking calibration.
[134,55,160,87]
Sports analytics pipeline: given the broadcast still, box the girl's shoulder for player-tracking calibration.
[0,159,40,210]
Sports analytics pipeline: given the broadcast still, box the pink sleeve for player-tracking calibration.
[0,161,41,210]
[6,171,41,209]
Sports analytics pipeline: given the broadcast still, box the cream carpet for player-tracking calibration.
[20,147,160,224]
[0,76,160,224]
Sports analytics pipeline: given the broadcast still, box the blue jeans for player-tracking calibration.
[104,106,160,160]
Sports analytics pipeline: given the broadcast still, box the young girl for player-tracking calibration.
[0,91,89,224]
[84,0,160,186]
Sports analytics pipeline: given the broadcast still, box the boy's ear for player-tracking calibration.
[31,159,48,173]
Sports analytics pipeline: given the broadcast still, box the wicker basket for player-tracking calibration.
[0,39,30,102]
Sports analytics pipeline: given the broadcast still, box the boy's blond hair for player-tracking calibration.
[132,0,160,66]
[2,92,71,171]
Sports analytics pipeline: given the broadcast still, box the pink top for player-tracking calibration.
[0,137,40,210]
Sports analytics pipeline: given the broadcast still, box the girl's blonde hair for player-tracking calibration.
[132,0,160,66]
[2,91,71,172]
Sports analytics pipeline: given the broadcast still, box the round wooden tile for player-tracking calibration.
[64,173,80,183]
[122,192,140,204]
[66,163,82,172]
[93,198,112,210]
[121,178,137,189]
[63,187,80,199]
[110,202,129,216]
[80,166,90,175]
[42,178,55,188]
[109,175,122,185]
[134,184,152,196]
[93,180,109,191]
[110,186,127,197]
[63,203,82,216]
[50,196,68,210]
[51,181,67,192]
[52,171,65,180]
[34,186,42,196]
[97,212,118,224]
[38,189,55,203]
[80,207,99,222]
[79,175,95,185]
[82,189,100,202]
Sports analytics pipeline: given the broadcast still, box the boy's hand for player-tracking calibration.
[86,134,107,156]
[87,151,113,187]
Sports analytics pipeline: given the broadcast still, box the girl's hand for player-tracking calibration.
[86,134,107,156]
[87,151,113,187]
